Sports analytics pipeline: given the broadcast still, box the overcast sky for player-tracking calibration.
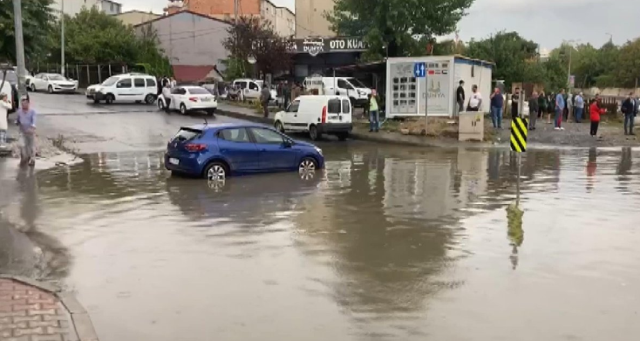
[119,0,637,50]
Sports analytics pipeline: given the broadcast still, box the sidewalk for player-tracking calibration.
[0,276,98,341]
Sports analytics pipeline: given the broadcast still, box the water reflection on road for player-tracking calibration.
[6,145,640,341]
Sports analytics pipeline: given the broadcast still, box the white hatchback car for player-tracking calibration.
[86,73,158,105]
[28,73,78,93]
[158,85,217,115]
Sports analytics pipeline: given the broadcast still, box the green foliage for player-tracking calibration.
[222,17,292,78]
[220,57,248,81]
[550,41,623,89]
[326,0,474,58]
[0,0,55,64]
[42,8,171,76]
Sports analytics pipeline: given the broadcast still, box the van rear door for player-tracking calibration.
[340,98,352,124]
[326,97,345,124]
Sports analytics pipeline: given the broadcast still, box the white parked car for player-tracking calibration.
[0,66,18,114]
[273,95,353,141]
[28,73,78,93]
[158,85,217,116]
[232,78,277,102]
[303,76,371,107]
[86,73,158,104]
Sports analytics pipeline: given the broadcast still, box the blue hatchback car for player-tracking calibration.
[164,123,325,180]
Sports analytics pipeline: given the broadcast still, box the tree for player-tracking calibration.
[0,0,55,64]
[222,17,292,79]
[465,31,539,88]
[326,0,474,60]
[613,38,640,88]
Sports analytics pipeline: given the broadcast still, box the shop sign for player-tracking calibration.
[287,37,368,56]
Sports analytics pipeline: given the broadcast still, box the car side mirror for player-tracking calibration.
[283,139,293,148]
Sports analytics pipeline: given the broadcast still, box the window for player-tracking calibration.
[146,78,156,87]
[236,81,248,89]
[250,128,284,144]
[102,76,119,86]
[173,128,202,142]
[49,74,65,81]
[134,78,146,88]
[187,88,210,95]
[171,87,186,95]
[328,98,341,114]
[249,82,259,91]
[287,100,300,113]
[116,79,132,88]
[337,79,349,89]
[218,128,251,143]
[342,99,350,114]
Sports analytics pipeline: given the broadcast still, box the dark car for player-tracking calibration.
[164,123,325,180]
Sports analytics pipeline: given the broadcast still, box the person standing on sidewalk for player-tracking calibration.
[528,91,539,130]
[538,91,547,119]
[369,89,380,132]
[511,87,520,119]
[555,89,566,130]
[574,92,585,123]
[260,83,271,118]
[283,81,291,110]
[16,96,37,166]
[546,92,555,124]
[0,93,10,147]
[589,95,606,137]
[565,93,573,122]
[466,85,482,112]
[456,80,465,114]
[621,92,635,135]
[490,87,504,129]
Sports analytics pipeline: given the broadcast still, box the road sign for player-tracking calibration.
[510,117,528,152]
[413,62,426,78]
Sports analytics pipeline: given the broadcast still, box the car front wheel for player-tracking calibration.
[157,99,165,110]
[299,157,317,174]
[48,85,54,94]
[30,84,36,92]
[274,121,285,133]
[105,94,115,104]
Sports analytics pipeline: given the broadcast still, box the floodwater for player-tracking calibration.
[1,144,640,341]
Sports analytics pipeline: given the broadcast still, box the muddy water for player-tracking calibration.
[2,145,640,341]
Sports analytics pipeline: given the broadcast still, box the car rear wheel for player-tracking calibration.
[274,121,284,133]
[309,125,321,141]
[48,85,53,94]
[180,103,187,115]
[299,157,317,174]
[204,161,227,181]
[105,94,115,104]
[145,94,155,104]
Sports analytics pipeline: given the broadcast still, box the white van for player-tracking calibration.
[303,77,371,107]
[0,67,18,114]
[86,73,158,104]
[232,78,277,102]
[273,95,352,141]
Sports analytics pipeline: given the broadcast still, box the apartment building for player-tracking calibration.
[164,0,294,37]
[50,0,122,16]
[295,0,335,38]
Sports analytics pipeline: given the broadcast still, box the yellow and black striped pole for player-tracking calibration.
[510,117,528,153]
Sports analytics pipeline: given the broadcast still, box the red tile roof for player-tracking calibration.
[172,65,215,82]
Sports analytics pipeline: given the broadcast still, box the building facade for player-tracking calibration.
[164,0,294,37]
[113,10,161,26]
[51,0,122,16]
[134,10,231,81]
[295,0,335,38]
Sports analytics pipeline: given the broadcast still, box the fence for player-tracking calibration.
[27,64,134,89]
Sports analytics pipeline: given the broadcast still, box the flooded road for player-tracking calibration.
[2,144,640,341]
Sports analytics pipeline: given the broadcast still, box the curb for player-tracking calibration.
[0,275,100,341]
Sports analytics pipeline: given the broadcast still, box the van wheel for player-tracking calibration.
[337,133,349,141]
[274,121,285,133]
[105,94,115,104]
[309,125,321,141]
[145,94,156,104]
[180,104,187,115]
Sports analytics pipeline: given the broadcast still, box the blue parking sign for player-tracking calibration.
[414,62,426,78]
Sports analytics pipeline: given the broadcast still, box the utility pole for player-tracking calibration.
[12,0,27,96]
[61,0,65,76]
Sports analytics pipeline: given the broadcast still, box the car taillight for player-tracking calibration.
[189,97,198,102]
[322,106,327,123]
[185,143,207,152]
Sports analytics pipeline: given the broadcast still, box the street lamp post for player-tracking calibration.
[61,0,65,76]
[12,0,27,96]
[563,39,580,89]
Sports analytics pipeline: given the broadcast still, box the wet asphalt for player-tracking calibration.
[1,93,640,341]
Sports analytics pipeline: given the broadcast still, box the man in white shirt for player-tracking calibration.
[467,85,482,111]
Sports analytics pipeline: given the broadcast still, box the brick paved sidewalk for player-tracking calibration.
[0,277,98,341]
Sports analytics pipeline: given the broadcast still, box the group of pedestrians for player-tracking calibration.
[0,93,38,166]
